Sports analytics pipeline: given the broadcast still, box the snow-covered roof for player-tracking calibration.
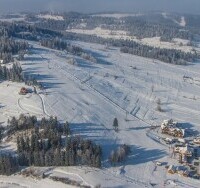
[168,165,176,172]
[161,119,177,129]
[165,137,174,142]
[194,137,200,143]
[177,138,186,143]
[179,144,193,155]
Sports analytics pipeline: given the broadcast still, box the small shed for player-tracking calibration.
[168,165,176,174]
[156,161,163,166]
[19,87,28,95]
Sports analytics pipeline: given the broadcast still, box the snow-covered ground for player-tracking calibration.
[66,27,195,53]
[37,14,64,21]
[162,12,186,27]
[0,174,72,188]
[0,81,48,125]
[92,13,144,18]
[180,16,186,27]
[1,40,200,187]
[0,14,26,22]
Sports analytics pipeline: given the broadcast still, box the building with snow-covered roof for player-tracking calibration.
[193,137,200,145]
[168,165,176,174]
[175,144,193,158]
[161,119,184,138]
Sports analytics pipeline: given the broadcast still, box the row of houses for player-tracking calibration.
[160,120,200,179]
[168,165,190,177]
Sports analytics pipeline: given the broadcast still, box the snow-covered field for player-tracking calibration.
[37,14,64,21]
[0,174,72,188]
[0,15,26,22]
[162,12,186,27]
[1,40,200,187]
[92,13,144,18]
[66,27,194,53]
[0,81,47,125]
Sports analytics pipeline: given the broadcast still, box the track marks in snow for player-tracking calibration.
[53,168,91,187]
[18,95,43,116]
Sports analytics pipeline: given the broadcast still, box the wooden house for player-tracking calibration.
[19,87,28,95]
[168,165,176,174]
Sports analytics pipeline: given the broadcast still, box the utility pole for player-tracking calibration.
[125,111,128,121]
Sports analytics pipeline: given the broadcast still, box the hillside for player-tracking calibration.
[0,37,200,187]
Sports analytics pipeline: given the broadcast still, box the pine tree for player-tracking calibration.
[113,118,119,132]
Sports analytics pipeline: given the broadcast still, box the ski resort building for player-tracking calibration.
[175,144,193,157]
[161,119,185,138]
[19,87,28,95]
[176,166,190,177]
[174,144,193,164]
[167,165,190,177]
[168,165,176,174]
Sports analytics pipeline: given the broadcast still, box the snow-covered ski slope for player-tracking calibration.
[1,40,200,187]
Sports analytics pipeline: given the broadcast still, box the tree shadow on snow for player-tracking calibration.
[0,145,16,155]
[83,49,112,65]
[75,58,98,69]
[23,67,65,89]
[70,122,119,159]
[70,122,166,167]
[111,145,166,167]
[128,145,166,165]
[24,56,48,62]
[127,126,150,131]
[31,47,50,54]
[177,122,199,137]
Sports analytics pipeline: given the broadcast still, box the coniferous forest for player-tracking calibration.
[0,115,102,175]
[1,15,199,65]
[0,63,23,82]
[0,36,29,63]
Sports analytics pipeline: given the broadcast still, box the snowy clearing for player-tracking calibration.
[162,12,186,27]
[0,81,48,126]
[37,14,64,21]
[92,13,144,18]
[66,27,195,53]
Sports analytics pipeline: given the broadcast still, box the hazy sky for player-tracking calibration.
[0,0,200,14]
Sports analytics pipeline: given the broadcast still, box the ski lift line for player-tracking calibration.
[54,61,155,127]
[57,60,159,127]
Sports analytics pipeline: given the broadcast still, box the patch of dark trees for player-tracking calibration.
[0,21,62,42]
[120,45,198,65]
[0,115,102,175]
[0,154,19,176]
[122,16,193,41]
[40,38,97,63]
[34,12,194,41]
[1,15,199,66]
[0,63,23,82]
[40,38,83,55]
[109,144,131,165]
[0,37,29,63]
[64,32,199,65]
